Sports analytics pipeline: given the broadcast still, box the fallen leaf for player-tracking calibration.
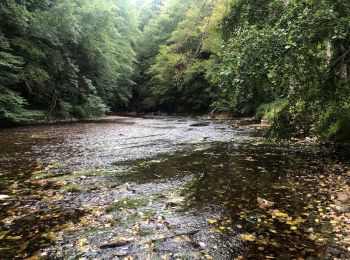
[240,233,256,241]
[100,236,133,249]
[0,195,10,200]
[207,219,217,224]
[257,197,274,209]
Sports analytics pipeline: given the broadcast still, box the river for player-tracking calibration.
[0,116,349,259]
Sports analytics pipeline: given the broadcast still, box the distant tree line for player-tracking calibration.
[1,0,349,142]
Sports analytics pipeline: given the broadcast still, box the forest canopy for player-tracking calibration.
[0,0,137,121]
[1,0,349,142]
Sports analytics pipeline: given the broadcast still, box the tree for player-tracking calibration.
[0,0,139,122]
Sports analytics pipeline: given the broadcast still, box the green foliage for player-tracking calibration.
[211,0,350,142]
[315,83,350,142]
[138,0,227,112]
[0,0,138,122]
[1,0,349,143]
[316,103,350,142]
[0,87,27,120]
[256,99,287,122]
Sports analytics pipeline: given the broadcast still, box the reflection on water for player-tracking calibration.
[118,142,349,259]
[0,117,348,259]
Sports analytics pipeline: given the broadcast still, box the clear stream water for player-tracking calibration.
[0,116,349,259]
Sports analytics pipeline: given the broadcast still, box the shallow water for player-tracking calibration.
[0,116,349,259]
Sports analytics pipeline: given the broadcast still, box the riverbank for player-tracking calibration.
[0,115,132,128]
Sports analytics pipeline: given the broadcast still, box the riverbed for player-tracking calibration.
[0,116,349,259]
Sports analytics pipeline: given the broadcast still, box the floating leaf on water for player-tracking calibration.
[77,238,88,246]
[42,232,57,243]
[240,233,256,241]
[0,230,10,239]
[207,219,217,224]
[100,236,134,249]
[270,241,280,247]
[161,254,170,260]
[0,195,10,200]
[78,245,89,253]
[147,241,155,253]
[309,233,317,240]
[305,248,315,252]
[270,209,289,219]
[306,228,314,233]
[6,236,22,240]
[292,216,305,225]
[257,197,274,209]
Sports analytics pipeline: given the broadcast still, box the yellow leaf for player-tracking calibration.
[271,209,289,218]
[207,219,217,224]
[77,238,88,246]
[309,234,317,240]
[240,233,256,241]
[79,246,89,253]
[0,230,10,239]
[6,236,22,240]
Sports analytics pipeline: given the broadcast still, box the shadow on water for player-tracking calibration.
[117,142,349,259]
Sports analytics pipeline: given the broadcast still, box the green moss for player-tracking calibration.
[143,210,157,219]
[62,184,83,193]
[106,197,149,212]
[32,170,68,180]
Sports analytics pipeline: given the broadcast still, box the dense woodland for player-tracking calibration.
[1,0,349,142]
